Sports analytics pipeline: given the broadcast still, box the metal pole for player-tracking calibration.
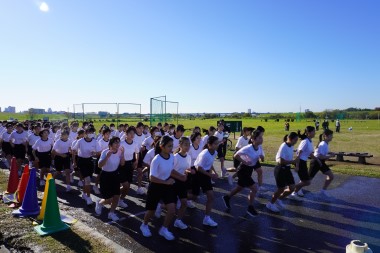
[150,98,152,127]
[164,95,167,123]
[116,103,119,128]
[82,103,85,122]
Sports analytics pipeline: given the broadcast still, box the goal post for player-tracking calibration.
[150,96,179,126]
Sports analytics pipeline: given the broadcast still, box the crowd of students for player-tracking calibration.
[0,120,336,241]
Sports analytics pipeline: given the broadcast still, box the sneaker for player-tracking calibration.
[275,199,285,209]
[108,212,120,222]
[95,200,103,215]
[81,193,87,199]
[266,202,280,213]
[297,189,304,197]
[66,185,72,192]
[155,204,162,218]
[186,200,196,209]
[40,179,46,186]
[70,172,74,184]
[227,175,233,186]
[118,200,128,208]
[247,205,259,217]
[136,187,146,195]
[211,180,215,185]
[222,195,231,209]
[140,224,152,237]
[159,227,175,241]
[220,168,228,178]
[92,185,100,194]
[289,192,303,202]
[78,180,83,187]
[203,216,218,227]
[86,196,94,206]
[174,219,188,230]
[176,199,181,210]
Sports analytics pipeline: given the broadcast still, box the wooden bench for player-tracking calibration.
[334,152,373,164]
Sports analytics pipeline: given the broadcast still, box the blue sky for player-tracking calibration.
[0,0,379,114]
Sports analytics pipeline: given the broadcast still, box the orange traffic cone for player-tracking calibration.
[6,157,19,194]
[16,165,30,203]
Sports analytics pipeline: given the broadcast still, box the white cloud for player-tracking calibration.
[39,2,49,12]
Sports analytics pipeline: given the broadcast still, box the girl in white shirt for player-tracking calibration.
[140,136,186,241]
[222,130,263,218]
[290,126,321,200]
[172,137,192,230]
[214,123,227,177]
[52,130,72,191]
[32,129,53,186]
[0,124,14,168]
[93,128,111,195]
[71,130,85,187]
[266,132,299,213]
[135,122,148,195]
[96,137,125,222]
[230,127,252,184]
[186,132,203,208]
[10,123,28,171]
[27,125,41,163]
[309,129,335,197]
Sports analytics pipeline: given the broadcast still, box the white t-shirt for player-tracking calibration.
[69,131,78,142]
[214,131,224,143]
[142,136,155,150]
[194,149,217,171]
[98,138,110,151]
[201,135,210,148]
[143,149,156,166]
[53,139,72,154]
[73,138,101,158]
[134,133,145,151]
[27,134,40,147]
[276,142,294,163]
[188,143,203,166]
[314,141,329,158]
[98,148,122,172]
[1,131,12,142]
[150,153,174,181]
[297,139,314,161]
[173,153,191,175]
[235,144,262,167]
[120,140,139,161]
[235,136,249,149]
[171,135,181,151]
[10,131,28,144]
[32,138,53,152]
[110,130,118,138]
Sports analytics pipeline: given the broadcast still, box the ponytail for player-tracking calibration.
[155,135,173,155]
[283,134,289,142]
[203,136,218,150]
[248,129,262,144]
[298,126,315,140]
[317,129,333,148]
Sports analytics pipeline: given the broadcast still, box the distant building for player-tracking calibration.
[248,109,251,114]
[98,111,109,118]
[305,109,310,113]
[47,108,52,114]
[4,106,16,113]
[375,107,380,111]
[29,108,45,114]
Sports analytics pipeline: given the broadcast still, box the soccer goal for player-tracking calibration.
[150,96,179,126]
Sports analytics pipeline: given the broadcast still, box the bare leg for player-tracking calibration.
[248,184,258,206]
[163,203,176,228]
[177,198,187,220]
[205,190,214,215]
[323,171,334,190]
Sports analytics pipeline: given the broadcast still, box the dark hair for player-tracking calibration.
[283,132,299,142]
[136,122,144,128]
[157,122,162,127]
[317,129,333,147]
[150,126,159,135]
[110,123,115,127]
[155,135,173,155]
[77,129,85,139]
[176,124,185,132]
[193,126,200,132]
[102,128,111,135]
[203,135,219,149]
[109,136,120,147]
[297,126,315,140]
[190,132,201,143]
[164,123,169,127]
[126,126,136,134]
[248,130,262,144]
[61,130,70,136]
[85,127,96,134]
[257,126,265,133]
[174,137,190,154]
[16,123,24,128]
[39,129,50,137]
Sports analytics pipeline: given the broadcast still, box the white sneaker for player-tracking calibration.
[40,180,46,186]
[203,216,218,227]
[136,187,146,195]
[159,227,175,241]
[155,204,162,218]
[176,199,182,209]
[140,224,152,237]
[70,172,74,184]
[108,212,120,222]
[220,168,228,178]
[78,180,83,187]
[227,175,233,186]
[266,202,280,213]
[174,219,188,230]
[145,183,150,191]
[275,199,285,209]
[289,192,303,202]
[95,200,103,215]
[92,185,100,194]
[86,196,94,205]
[118,200,128,208]
[297,189,304,197]
[66,185,72,192]
[211,180,215,185]
[186,200,196,209]
[82,193,87,199]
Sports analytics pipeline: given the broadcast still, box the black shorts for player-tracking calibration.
[274,165,295,188]
[174,179,187,199]
[217,144,225,159]
[27,145,34,160]
[138,150,146,168]
[77,157,94,178]
[100,170,120,199]
[233,157,241,168]
[2,142,12,156]
[118,160,134,184]
[237,164,255,187]
[253,161,262,170]
[298,160,310,181]
[185,166,197,190]
[54,154,71,171]
[309,159,331,178]
[36,151,52,168]
[74,155,79,171]
[13,144,26,160]
[192,171,213,196]
[145,182,176,210]
[94,157,101,175]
